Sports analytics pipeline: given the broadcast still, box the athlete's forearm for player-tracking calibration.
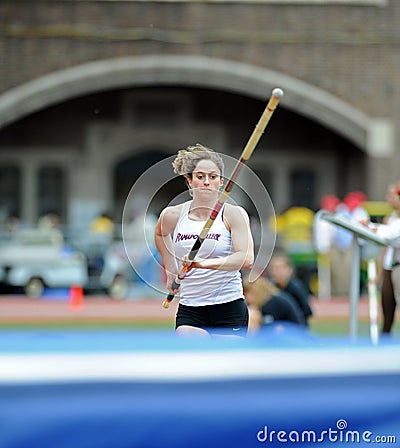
[194,250,254,271]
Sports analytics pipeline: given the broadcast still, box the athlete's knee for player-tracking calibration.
[175,325,210,337]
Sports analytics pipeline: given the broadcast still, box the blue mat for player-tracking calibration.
[0,327,399,448]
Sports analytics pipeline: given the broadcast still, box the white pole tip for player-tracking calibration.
[272,88,284,98]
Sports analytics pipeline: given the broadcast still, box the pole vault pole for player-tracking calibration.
[163,87,284,309]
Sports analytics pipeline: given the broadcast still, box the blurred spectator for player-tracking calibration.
[37,211,63,245]
[378,183,400,333]
[279,206,315,255]
[313,195,340,254]
[243,276,305,334]
[330,191,368,296]
[267,253,313,326]
[344,191,368,223]
[38,211,61,230]
[90,212,114,236]
[6,212,20,235]
[361,183,400,334]
[313,194,340,299]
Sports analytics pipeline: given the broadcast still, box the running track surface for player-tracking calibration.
[0,295,375,324]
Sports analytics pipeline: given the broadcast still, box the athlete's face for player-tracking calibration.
[189,159,223,196]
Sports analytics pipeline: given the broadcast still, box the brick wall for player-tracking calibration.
[1,0,399,118]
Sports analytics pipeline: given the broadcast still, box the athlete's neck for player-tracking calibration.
[188,200,216,221]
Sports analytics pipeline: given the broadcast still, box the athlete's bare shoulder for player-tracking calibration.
[157,203,184,235]
[224,203,249,219]
[162,203,183,219]
[222,203,250,229]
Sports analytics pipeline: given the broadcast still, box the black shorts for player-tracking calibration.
[176,298,249,336]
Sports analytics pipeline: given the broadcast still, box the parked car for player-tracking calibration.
[0,228,88,298]
[99,241,137,299]
[100,240,164,300]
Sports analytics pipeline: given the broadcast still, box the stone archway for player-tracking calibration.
[0,55,385,154]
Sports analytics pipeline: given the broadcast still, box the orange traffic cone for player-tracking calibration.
[69,285,84,311]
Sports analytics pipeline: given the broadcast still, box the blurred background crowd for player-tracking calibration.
[0,185,391,303]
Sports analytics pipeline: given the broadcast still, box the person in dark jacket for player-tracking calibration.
[243,276,305,333]
[268,253,313,325]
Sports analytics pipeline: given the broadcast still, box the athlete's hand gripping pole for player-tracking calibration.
[162,87,284,309]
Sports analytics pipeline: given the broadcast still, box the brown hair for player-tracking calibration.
[242,276,279,308]
[172,143,224,181]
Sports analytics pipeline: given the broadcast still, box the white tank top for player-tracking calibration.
[173,201,244,306]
